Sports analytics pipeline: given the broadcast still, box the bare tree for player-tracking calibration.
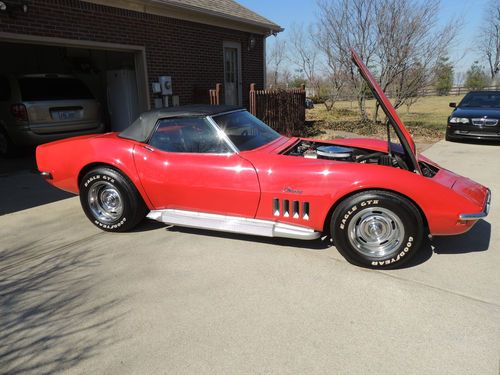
[478,0,500,82]
[316,0,456,121]
[323,70,350,110]
[312,21,347,110]
[288,23,320,95]
[281,68,293,87]
[455,71,465,86]
[373,0,456,119]
[316,0,378,120]
[266,38,287,88]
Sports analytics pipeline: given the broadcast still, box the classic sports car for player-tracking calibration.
[36,51,491,268]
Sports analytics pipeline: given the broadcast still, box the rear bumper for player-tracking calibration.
[6,122,105,146]
[459,189,491,220]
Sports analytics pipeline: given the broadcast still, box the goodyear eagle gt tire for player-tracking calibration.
[331,190,423,269]
[80,167,147,232]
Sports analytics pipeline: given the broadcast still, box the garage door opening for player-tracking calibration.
[0,35,149,215]
[0,41,144,132]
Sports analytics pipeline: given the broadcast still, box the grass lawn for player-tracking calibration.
[306,95,464,146]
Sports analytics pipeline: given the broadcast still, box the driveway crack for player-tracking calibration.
[377,270,500,308]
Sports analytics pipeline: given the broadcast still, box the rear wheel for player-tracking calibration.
[79,167,147,232]
[331,190,423,269]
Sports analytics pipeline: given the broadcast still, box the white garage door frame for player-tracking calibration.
[0,31,150,112]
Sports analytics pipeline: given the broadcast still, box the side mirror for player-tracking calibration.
[449,102,456,108]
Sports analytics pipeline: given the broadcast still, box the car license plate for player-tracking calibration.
[57,111,78,120]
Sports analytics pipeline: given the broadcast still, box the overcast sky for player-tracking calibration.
[239,0,490,76]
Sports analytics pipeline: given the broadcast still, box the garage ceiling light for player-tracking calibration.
[0,2,7,11]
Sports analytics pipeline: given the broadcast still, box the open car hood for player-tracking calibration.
[351,50,419,167]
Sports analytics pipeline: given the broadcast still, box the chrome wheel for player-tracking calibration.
[87,181,123,223]
[347,207,404,259]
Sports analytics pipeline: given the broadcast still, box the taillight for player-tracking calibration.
[10,103,28,122]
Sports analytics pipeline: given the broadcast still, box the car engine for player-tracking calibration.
[285,140,411,170]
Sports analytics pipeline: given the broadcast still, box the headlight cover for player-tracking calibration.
[449,117,470,124]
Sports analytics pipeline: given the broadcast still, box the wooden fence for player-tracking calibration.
[421,85,500,97]
[336,85,500,101]
[192,83,221,104]
[209,83,221,105]
[249,83,306,136]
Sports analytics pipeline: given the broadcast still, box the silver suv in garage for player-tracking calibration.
[0,74,104,156]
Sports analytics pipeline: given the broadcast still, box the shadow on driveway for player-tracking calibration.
[165,225,332,250]
[0,236,124,374]
[166,218,491,268]
[0,151,73,215]
[432,219,491,254]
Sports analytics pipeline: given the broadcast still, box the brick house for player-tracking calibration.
[0,0,282,129]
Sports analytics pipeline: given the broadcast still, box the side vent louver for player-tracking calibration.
[273,198,310,220]
[273,198,280,216]
[293,201,300,219]
[302,202,310,220]
[283,200,290,217]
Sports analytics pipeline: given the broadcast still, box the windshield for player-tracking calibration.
[212,110,281,151]
[459,92,500,108]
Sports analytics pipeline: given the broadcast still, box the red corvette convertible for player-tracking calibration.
[36,52,490,268]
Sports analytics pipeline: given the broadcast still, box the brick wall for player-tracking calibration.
[0,0,265,107]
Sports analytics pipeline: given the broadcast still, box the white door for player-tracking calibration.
[223,42,242,105]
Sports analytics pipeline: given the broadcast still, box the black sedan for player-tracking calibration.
[446,91,500,142]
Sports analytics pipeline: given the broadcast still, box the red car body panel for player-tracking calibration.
[36,133,153,208]
[37,132,487,237]
[133,144,261,217]
[36,51,490,241]
[241,140,484,235]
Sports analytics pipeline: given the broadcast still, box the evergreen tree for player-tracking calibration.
[434,56,454,95]
[465,62,489,90]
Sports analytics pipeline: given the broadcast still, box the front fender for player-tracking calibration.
[252,157,481,235]
[323,164,483,235]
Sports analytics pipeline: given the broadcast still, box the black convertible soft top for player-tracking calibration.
[119,104,243,142]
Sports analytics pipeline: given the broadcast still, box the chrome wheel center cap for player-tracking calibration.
[102,189,119,209]
[347,207,405,259]
[88,181,124,223]
[368,220,384,238]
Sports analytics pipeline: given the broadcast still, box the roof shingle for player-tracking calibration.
[151,0,282,32]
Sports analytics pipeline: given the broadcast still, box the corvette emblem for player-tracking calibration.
[283,186,303,194]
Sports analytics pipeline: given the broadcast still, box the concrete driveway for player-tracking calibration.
[0,151,72,215]
[0,140,499,374]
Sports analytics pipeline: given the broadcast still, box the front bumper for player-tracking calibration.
[446,124,500,140]
[459,189,491,220]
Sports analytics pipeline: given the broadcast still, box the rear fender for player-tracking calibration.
[36,134,154,208]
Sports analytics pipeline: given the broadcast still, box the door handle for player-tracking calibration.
[143,146,155,152]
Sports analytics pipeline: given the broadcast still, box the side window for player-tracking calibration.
[149,117,231,154]
[0,76,11,101]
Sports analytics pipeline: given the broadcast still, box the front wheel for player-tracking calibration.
[79,167,147,232]
[331,190,423,269]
